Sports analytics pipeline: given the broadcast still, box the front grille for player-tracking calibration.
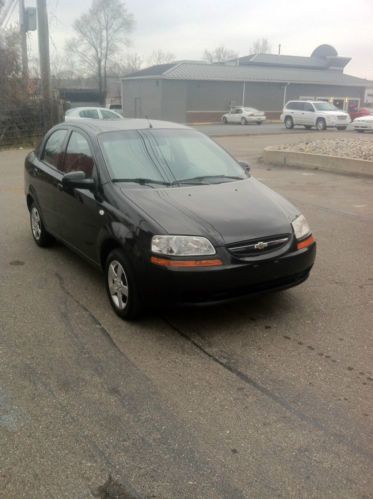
[228,234,290,258]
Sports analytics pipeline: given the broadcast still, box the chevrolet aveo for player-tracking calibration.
[25,120,316,319]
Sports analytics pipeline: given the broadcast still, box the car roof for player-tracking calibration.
[67,107,116,112]
[54,118,191,134]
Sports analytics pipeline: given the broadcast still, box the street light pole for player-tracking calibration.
[36,0,52,126]
[19,0,28,82]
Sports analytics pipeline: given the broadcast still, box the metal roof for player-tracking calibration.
[123,61,371,87]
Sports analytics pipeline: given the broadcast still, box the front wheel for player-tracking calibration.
[256,121,263,125]
[304,125,312,130]
[316,118,326,131]
[222,117,227,124]
[240,117,247,125]
[30,202,54,247]
[105,249,142,320]
[284,116,294,129]
[356,130,365,133]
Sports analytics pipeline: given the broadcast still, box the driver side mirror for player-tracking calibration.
[62,170,95,190]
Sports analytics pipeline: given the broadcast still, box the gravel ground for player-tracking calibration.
[274,137,373,160]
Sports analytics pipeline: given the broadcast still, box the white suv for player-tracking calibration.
[281,101,350,130]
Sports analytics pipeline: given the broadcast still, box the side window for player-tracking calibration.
[236,109,242,114]
[287,102,295,110]
[101,109,121,120]
[304,103,314,112]
[42,129,67,168]
[63,132,94,177]
[79,109,99,119]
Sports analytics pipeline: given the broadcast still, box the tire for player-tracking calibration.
[304,125,312,130]
[316,118,326,131]
[336,126,347,130]
[105,248,142,320]
[30,202,54,247]
[240,117,247,125]
[284,116,294,129]
[356,130,365,133]
[222,117,227,124]
[256,121,262,125]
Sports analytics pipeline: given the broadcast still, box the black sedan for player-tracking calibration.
[24,119,316,319]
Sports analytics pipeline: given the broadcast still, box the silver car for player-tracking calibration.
[281,101,350,130]
[222,107,266,125]
[64,107,124,121]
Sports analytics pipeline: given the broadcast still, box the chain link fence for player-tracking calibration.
[0,95,63,148]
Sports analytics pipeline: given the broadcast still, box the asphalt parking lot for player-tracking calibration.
[1,133,372,498]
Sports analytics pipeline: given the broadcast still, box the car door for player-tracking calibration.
[292,102,305,125]
[56,130,105,263]
[303,102,315,125]
[30,128,68,235]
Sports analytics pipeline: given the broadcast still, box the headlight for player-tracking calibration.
[151,235,216,256]
[291,214,311,240]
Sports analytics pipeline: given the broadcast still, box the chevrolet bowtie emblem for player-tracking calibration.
[254,241,268,250]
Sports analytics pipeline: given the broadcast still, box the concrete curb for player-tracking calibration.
[263,147,373,178]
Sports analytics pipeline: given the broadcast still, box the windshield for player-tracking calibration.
[99,129,247,185]
[313,102,339,111]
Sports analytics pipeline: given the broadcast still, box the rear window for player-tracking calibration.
[79,109,100,119]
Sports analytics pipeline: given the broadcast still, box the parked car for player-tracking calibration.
[24,120,316,319]
[222,107,266,125]
[64,107,124,121]
[281,100,351,130]
[352,114,373,133]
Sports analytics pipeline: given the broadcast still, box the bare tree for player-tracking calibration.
[66,0,134,102]
[203,46,238,63]
[147,49,175,66]
[250,38,271,54]
[108,53,143,76]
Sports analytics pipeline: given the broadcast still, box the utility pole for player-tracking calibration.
[19,0,28,82]
[36,0,52,126]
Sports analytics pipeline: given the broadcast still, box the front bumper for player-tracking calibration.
[353,123,373,130]
[141,242,316,306]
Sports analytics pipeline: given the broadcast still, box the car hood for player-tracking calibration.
[354,115,373,122]
[119,178,298,245]
[319,110,349,116]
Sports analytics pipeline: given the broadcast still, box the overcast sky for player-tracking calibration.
[20,0,373,79]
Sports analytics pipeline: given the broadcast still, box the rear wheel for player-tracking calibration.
[256,121,262,125]
[105,249,142,320]
[316,118,326,131]
[222,117,227,124]
[30,202,54,247]
[240,117,247,125]
[284,116,294,129]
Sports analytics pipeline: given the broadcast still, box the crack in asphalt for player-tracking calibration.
[55,272,124,356]
[162,317,373,463]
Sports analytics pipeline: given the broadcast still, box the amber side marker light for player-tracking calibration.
[151,256,223,267]
[297,235,315,250]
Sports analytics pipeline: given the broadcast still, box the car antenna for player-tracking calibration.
[145,115,153,128]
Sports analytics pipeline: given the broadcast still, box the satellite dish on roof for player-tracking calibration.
[311,44,338,58]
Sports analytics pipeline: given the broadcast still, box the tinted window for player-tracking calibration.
[314,102,339,111]
[101,109,121,120]
[42,129,67,168]
[286,102,296,110]
[304,103,314,112]
[63,132,94,177]
[79,109,100,119]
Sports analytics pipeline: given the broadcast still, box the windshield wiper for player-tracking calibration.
[174,175,245,185]
[112,178,171,186]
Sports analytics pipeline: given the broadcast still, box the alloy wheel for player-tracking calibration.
[108,260,129,310]
[31,207,42,241]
